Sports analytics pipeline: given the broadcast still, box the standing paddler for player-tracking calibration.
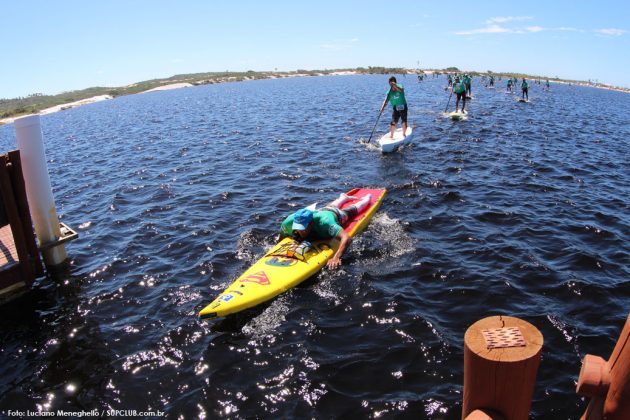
[380,76,409,139]
[453,76,467,113]
[463,73,472,98]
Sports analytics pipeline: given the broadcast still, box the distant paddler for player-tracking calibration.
[463,73,472,97]
[507,78,513,92]
[379,76,409,139]
[452,76,467,113]
[279,193,372,269]
[489,75,495,87]
[521,78,529,101]
[447,74,453,87]
[545,79,550,91]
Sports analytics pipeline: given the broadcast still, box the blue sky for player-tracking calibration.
[2,0,629,98]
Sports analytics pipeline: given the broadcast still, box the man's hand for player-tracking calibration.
[326,256,341,269]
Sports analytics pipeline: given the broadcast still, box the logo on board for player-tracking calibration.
[239,271,271,285]
[265,257,298,267]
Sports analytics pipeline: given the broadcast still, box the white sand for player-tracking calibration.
[0,95,113,125]
[141,83,193,93]
[39,95,113,115]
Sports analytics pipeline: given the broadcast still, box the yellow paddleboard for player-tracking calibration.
[199,188,386,320]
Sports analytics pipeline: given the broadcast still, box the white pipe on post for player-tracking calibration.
[14,114,67,267]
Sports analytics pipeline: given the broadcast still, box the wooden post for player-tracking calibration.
[577,314,630,420]
[463,316,543,420]
[7,151,43,277]
[0,155,34,285]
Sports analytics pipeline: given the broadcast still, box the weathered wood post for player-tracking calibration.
[14,115,68,267]
[577,313,630,419]
[463,315,543,420]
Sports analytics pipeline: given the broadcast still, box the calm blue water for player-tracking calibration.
[0,74,628,418]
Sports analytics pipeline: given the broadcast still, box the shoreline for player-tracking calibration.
[2,69,628,126]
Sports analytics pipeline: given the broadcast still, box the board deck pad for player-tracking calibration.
[378,127,413,153]
[199,188,386,319]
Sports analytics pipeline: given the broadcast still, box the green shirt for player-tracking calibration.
[463,75,471,85]
[453,82,466,94]
[522,81,528,89]
[281,210,342,240]
[386,84,407,108]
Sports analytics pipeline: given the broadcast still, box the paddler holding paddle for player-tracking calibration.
[379,76,408,139]
[452,76,467,113]
[279,193,372,269]
[521,78,529,101]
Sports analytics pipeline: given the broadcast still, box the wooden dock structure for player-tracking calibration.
[0,150,43,302]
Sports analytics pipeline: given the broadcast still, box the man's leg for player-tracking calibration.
[329,193,354,208]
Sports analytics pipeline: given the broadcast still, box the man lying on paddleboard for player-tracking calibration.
[279,193,372,270]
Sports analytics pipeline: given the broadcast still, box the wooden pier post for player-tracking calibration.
[463,315,543,420]
[577,313,630,420]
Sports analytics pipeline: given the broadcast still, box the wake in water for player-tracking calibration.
[351,212,416,271]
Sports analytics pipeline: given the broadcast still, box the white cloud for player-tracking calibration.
[455,17,593,37]
[456,16,534,35]
[526,26,545,32]
[455,24,512,35]
[486,16,533,24]
[595,28,627,36]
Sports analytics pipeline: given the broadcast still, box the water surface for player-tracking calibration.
[0,74,628,418]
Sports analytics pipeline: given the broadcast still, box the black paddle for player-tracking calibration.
[444,88,453,113]
[367,96,389,143]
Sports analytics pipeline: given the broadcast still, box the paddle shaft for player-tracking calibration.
[368,95,389,143]
[444,89,453,113]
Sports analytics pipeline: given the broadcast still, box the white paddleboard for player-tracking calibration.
[378,127,413,153]
[446,111,468,121]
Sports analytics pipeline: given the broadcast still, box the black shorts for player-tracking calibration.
[391,105,408,125]
[456,92,465,100]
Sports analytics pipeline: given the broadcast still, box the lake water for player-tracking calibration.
[0,74,628,418]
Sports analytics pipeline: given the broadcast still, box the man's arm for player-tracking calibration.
[380,91,391,113]
[326,230,351,269]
